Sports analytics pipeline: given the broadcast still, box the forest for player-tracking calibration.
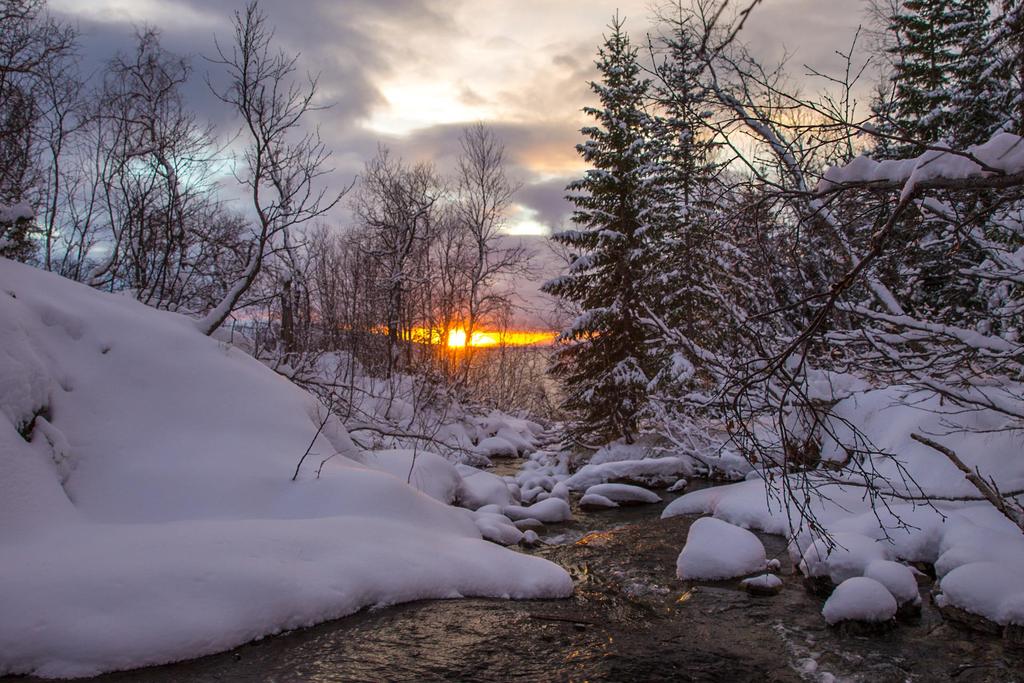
[2,0,1024,680]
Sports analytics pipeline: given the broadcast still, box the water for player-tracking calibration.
[8,462,1022,682]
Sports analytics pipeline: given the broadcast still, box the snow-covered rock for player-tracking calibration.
[0,258,572,679]
[583,483,661,505]
[822,577,897,626]
[864,560,920,607]
[455,464,516,509]
[676,517,767,581]
[472,511,525,546]
[503,497,572,524]
[579,493,619,510]
[476,435,517,458]
[740,573,783,596]
[937,561,1024,626]
[565,456,694,490]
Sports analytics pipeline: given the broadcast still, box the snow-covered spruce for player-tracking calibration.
[0,258,571,680]
[676,517,767,581]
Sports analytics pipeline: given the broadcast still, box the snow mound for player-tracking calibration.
[476,435,517,457]
[359,449,462,503]
[564,456,693,490]
[822,577,897,625]
[503,497,572,524]
[455,464,516,509]
[579,493,619,509]
[584,482,661,504]
[676,517,767,581]
[937,561,1024,625]
[0,258,571,679]
[864,560,920,606]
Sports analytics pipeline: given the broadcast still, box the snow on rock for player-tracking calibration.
[503,497,572,524]
[676,517,767,581]
[937,561,1024,625]
[740,573,783,596]
[471,511,525,546]
[797,532,892,585]
[583,483,661,505]
[0,258,572,679]
[564,456,694,490]
[667,479,688,492]
[521,530,541,547]
[822,577,897,625]
[863,560,920,607]
[579,493,619,510]
[455,464,516,509]
[476,435,518,458]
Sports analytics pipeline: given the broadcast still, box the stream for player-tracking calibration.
[14,459,1023,682]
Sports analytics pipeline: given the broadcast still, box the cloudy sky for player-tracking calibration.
[48,0,868,324]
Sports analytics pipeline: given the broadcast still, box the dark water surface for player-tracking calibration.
[7,464,1022,682]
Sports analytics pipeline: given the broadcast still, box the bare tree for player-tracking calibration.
[197,0,349,337]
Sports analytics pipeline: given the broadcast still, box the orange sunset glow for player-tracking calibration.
[399,327,556,348]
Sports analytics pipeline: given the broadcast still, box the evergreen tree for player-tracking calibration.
[881,0,996,152]
[644,21,726,395]
[543,17,661,445]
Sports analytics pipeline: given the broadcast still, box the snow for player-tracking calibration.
[676,517,767,581]
[476,435,518,457]
[937,562,1024,625]
[0,201,33,223]
[359,449,463,504]
[821,577,898,625]
[817,132,1024,200]
[579,493,619,509]
[564,456,694,490]
[455,463,516,509]
[740,573,782,591]
[863,560,920,606]
[503,497,572,524]
[0,258,572,679]
[663,385,1024,627]
[583,482,661,504]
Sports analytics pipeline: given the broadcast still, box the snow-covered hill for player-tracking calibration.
[0,258,571,679]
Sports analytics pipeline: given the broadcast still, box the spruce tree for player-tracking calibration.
[644,22,725,395]
[882,0,996,152]
[543,17,659,445]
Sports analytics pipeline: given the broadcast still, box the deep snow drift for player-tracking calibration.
[0,258,571,679]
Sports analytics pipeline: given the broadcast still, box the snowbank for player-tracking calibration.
[0,258,571,679]
[664,385,1024,630]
